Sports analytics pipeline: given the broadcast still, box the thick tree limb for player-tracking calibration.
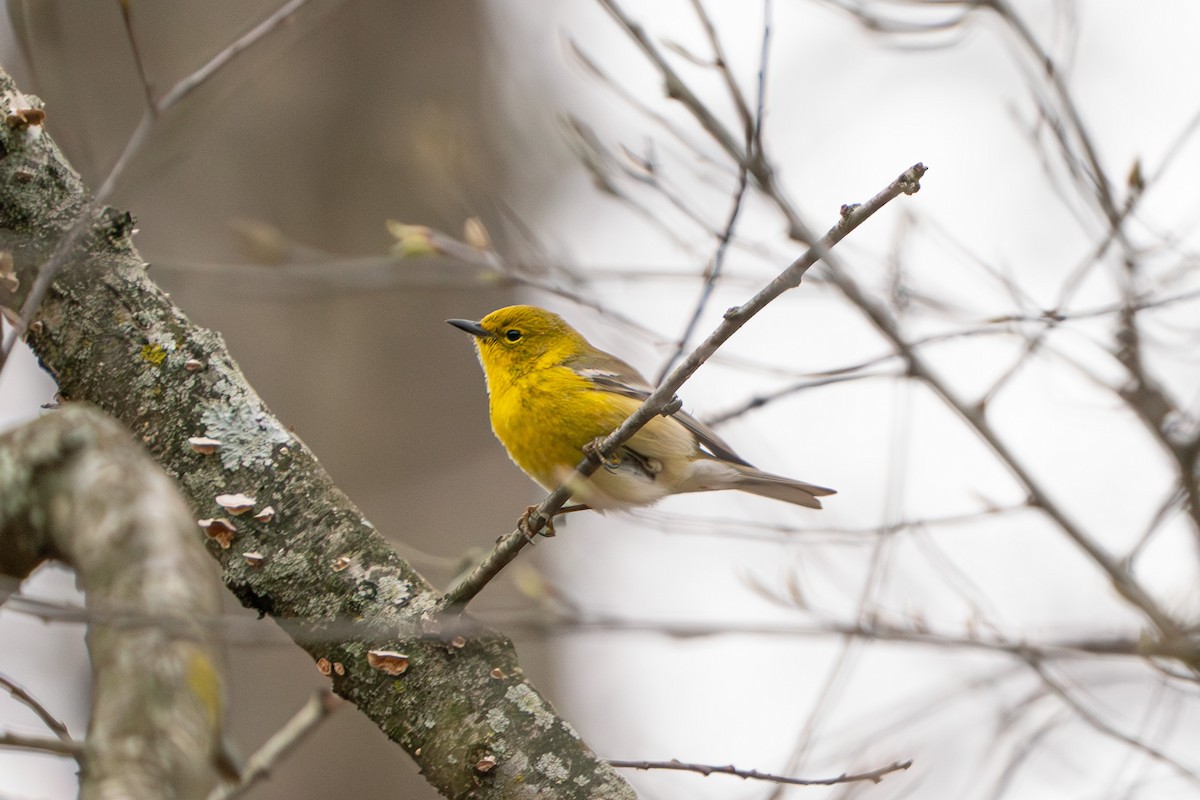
[0,404,230,799]
[0,67,634,800]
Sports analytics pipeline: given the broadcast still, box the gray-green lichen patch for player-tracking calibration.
[535,753,570,783]
[199,399,291,470]
[505,683,556,730]
[370,572,413,609]
[485,707,509,733]
[559,718,583,741]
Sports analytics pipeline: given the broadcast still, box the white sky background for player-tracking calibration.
[2,1,1200,798]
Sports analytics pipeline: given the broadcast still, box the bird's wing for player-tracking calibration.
[569,355,752,467]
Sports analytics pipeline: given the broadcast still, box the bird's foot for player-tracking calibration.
[519,506,554,541]
[582,437,607,464]
[518,504,592,542]
[583,438,623,472]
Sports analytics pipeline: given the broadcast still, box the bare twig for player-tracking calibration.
[983,714,1062,800]
[612,0,1190,650]
[594,0,816,243]
[8,584,1199,668]
[820,264,1191,654]
[1022,656,1200,784]
[686,0,755,143]
[751,0,772,163]
[656,0,771,382]
[594,0,746,169]
[0,672,73,743]
[988,0,1121,227]
[472,612,1200,664]
[207,690,342,800]
[564,38,736,179]
[656,166,749,382]
[558,114,707,255]
[1,0,316,367]
[609,756,912,787]
[816,0,975,36]
[0,730,84,759]
[629,502,1028,544]
[117,2,156,109]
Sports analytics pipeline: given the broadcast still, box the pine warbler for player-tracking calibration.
[448,305,835,512]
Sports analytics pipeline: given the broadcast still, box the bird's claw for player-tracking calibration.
[519,506,556,541]
[583,438,623,472]
[582,437,607,465]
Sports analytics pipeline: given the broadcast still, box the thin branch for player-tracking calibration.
[816,0,975,36]
[1,0,317,366]
[712,371,897,423]
[628,502,1029,545]
[1023,656,1200,784]
[153,0,315,114]
[100,0,319,208]
[821,264,1192,654]
[0,730,84,759]
[8,586,1200,670]
[988,0,1120,227]
[0,672,73,743]
[594,0,817,242]
[1122,486,1188,571]
[704,325,1042,426]
[709,3,1191,652]
[984,715,1064,800]
[609,756,912,787]
[751,0,773,162]
[656,166,749,382]
[564,37,736,179]
[117,2,156,109]
[595,0,746,166]
[472,612,1200,666]
[207,690,342,800]
[558,115,707,255]
[656,0,771,382]
[687,0,756,142]
[440,163,927,610]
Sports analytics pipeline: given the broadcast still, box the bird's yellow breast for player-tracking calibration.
[488,364,627,488]
[452,304,832,512]
[485,364,698,508]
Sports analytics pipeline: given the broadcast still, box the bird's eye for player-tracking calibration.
[505,329,522,342]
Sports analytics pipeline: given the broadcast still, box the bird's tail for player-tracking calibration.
[683,459,836,509]
[729,464,836,509]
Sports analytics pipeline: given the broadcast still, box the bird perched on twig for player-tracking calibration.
[448,305,834,515]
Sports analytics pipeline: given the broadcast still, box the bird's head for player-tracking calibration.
[447,305,589,386]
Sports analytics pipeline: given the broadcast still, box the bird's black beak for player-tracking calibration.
[447,318,490,338]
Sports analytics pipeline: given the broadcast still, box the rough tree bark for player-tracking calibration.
[0,67,635,799]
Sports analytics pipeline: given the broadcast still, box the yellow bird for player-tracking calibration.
[448,305,834,513]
